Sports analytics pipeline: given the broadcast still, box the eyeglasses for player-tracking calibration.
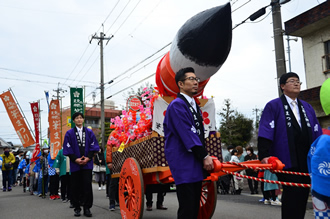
[286,79,302,85]
[183,76,200,82]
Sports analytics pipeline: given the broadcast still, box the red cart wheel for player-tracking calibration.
[119,158,144,219]
[198,181,217,219]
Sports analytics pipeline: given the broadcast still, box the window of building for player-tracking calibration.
[323,40,330,74]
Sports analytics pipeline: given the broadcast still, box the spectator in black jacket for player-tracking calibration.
[244,146,258,194]
[93,148,106,191]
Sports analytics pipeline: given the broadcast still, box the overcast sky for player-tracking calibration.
[0,0,325,145]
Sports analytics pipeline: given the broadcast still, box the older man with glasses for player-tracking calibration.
[258,72,322,219]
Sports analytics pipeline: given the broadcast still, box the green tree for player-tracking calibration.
[218,99,253,147]
[218,99,235,145]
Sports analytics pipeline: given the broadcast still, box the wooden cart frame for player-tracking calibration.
[111,133,283,219]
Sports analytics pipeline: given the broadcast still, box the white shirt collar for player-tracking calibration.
[180,92,196,110]
[180,92,194,105]
[76,126,83,132]
[284,94,297,105]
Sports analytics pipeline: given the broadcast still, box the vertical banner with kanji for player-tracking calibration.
[70,87,84,128]
[49,99,61,159]
[0,90,35,147]
[30,102,40,161]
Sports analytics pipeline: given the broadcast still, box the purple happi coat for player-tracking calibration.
[63,127,100,172]
[258,97,322,169]
[164,97,204,185]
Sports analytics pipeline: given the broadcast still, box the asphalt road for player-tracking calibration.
[0,172,315,219]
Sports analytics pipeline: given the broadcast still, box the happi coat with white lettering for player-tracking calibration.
[164,96,205,185]
[63,127,100,172]
[258,95,322,170]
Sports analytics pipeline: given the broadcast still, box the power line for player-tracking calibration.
[109,42,170,82]
[95,0,121,33]
[112,0,142,35]
[62,44,91,86]
[0,76,63,85]
[107,72,155,99]
[84,43,170,103]
[105,0,132,35]
[0,67,97,84]
[68,45,99,87]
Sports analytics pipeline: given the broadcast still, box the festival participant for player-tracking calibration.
[48,153,60,200]
[1,146,15,192]
[36,148,49,197]
[218,145,235,194]
[106,138,119,211]
[163,67,214,219]
[53,148,72,205]
[93,148,106,191]
[17,151,30,192]
[258,72,322,219]
[145,184,168,211]
[308,129,330,218]
[230,149,244,195]
[244,146,259,194]
[63,112,100,217]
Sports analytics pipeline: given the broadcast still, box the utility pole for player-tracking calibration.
[53,83,66,144]
[53,83,67,100]
[286,35,298,72]
[271,0,287,96]
[90,32,113,150]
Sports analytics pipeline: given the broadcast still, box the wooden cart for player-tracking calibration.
[111,132,284,219]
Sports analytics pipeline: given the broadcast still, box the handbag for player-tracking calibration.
[4,163,13,170]
[96,154,106,172]
[99,165,106,172]
[93,164,100,172]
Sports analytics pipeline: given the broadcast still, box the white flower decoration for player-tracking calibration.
[318,161,330,176]
[191,125,196,133]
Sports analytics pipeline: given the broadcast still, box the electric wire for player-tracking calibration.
[0,67,97,85]
[105,0,132,35]
[0,76,65,85]
[62,44,92,86]
[112,0,142,35]
[94,0,121,34]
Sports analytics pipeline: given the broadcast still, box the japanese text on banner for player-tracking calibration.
[49,99,61,159]
[0,90,35,147]
[70,87,84,128]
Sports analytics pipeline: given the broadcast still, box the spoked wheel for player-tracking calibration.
[119,158,144,219]
[198,181,217,219]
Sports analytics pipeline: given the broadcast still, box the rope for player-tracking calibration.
[271,170,310,176]
[225,161,310,176]
[221,169,310,188]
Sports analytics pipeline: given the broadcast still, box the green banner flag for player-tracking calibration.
[70,87,84,128]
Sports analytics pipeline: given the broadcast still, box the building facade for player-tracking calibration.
[285,0,330,128]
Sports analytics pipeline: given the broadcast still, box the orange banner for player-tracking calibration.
[49,99,61,159]
[0,90,35,147]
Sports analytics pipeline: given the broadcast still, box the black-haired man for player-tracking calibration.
[258,72,322,219]
[63,112,100,217]
[164,67,214,219]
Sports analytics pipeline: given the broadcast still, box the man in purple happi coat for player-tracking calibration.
[164,67,214,219]
[63,112,99,217]
[258,72,322,219]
